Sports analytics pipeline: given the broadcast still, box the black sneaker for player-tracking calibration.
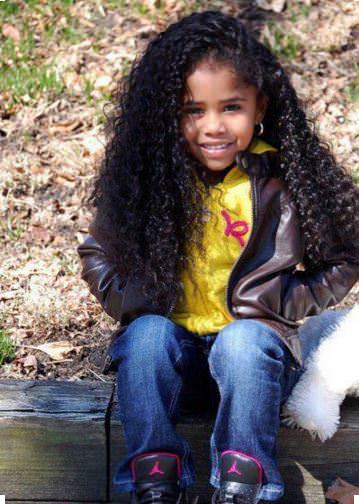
[211,451,263,504]
[130,452,190,504]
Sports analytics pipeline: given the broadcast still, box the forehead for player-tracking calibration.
[183,61,253,99]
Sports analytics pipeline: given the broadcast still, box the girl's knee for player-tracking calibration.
[111,314,180,365]
[124,314,177,344]
[208,319,285,369]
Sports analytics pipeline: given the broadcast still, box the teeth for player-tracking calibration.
[202,143,231,150]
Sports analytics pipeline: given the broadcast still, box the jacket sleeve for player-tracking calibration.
[279,192,359,320]
[280,253,359,320]
[77,234,127,321]
[233,189,359,323]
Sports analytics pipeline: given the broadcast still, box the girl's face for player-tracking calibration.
[181,60,267,172]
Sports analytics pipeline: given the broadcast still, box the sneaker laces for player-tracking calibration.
[133,482,186,504]
[212,488,254,504]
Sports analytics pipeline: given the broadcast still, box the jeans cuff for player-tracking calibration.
[258,483,284,501]
[112,478,136,494]
[209,476,284,502]
[209,473,220,488]
[112,473,195,495]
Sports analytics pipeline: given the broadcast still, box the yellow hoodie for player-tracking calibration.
[170,138,277,335]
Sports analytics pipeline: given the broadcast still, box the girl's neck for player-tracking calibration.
[199,159,237,186]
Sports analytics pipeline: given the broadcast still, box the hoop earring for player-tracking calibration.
[255,122,264,136]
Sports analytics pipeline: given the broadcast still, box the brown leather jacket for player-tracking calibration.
[77,151,359,374]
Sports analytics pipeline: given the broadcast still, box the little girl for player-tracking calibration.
[78,10,359,504]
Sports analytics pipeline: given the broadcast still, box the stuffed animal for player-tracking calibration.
[282,304,359,442]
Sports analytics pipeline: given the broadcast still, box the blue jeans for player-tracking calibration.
[110,310,346,501]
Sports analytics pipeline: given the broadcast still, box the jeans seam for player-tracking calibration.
[174,340,197,370]
[208,351,223,477]
[179,340,197,351]
[208,350,222,396]
[168,379,182,419]
[181,440,193,486]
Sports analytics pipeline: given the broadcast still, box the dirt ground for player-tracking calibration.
[0,0,358,382]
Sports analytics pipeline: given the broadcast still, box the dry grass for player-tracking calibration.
[0,0,358,381]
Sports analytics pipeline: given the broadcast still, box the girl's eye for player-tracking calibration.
[183,107,203,115]
[224,104,241,111]
[182,104,241,115]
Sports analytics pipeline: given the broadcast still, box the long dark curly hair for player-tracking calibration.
[89,10,359,310]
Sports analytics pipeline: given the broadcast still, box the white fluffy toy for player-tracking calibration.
[282,304,359,442]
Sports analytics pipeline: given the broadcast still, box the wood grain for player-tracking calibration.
[1,381,358,504]
[0,379,114,502]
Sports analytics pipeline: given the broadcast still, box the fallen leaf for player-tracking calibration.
[82,134,104,156]
[48,120,83,135]
[52,235,67,246]
[142,0,161,10]
[100,12,125,29]
[137,25,157,38]
[0,290,18,300]
[256,0,286,13]
[23,355,38,368]
[55,175,76,187]
[60,171,76,181]
[35,340,82,360]
[31,165,46,175]
[94,75,112,89]
[325,477,359,504]
[24,224,52,244]
[2,24,21,43]
[63,71,84,93]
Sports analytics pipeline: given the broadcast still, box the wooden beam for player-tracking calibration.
[1,381,358,504]
[0,379,114,502]
[110,397,359,503]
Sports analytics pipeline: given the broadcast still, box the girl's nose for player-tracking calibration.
[203,112,226,135]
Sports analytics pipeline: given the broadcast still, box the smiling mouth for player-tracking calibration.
[200,142,234,150]
[199,142,235,156]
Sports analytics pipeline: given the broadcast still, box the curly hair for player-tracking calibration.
[89,10,359,310]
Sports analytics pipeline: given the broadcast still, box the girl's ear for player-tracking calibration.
[256,93,269,123]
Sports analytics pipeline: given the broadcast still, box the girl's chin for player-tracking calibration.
[197,147,238,170]
[201,157,237,171]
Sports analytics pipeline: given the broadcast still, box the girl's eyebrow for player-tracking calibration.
[221,96,248,102]
[183,96,247,105]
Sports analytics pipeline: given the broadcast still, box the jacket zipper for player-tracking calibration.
[225,173,258,317]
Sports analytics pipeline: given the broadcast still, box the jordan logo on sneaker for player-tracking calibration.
[228,461,243,476]
[221,209,249,247]
[148,461,165,476]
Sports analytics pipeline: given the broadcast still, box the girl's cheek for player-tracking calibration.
[181,119,197,140]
